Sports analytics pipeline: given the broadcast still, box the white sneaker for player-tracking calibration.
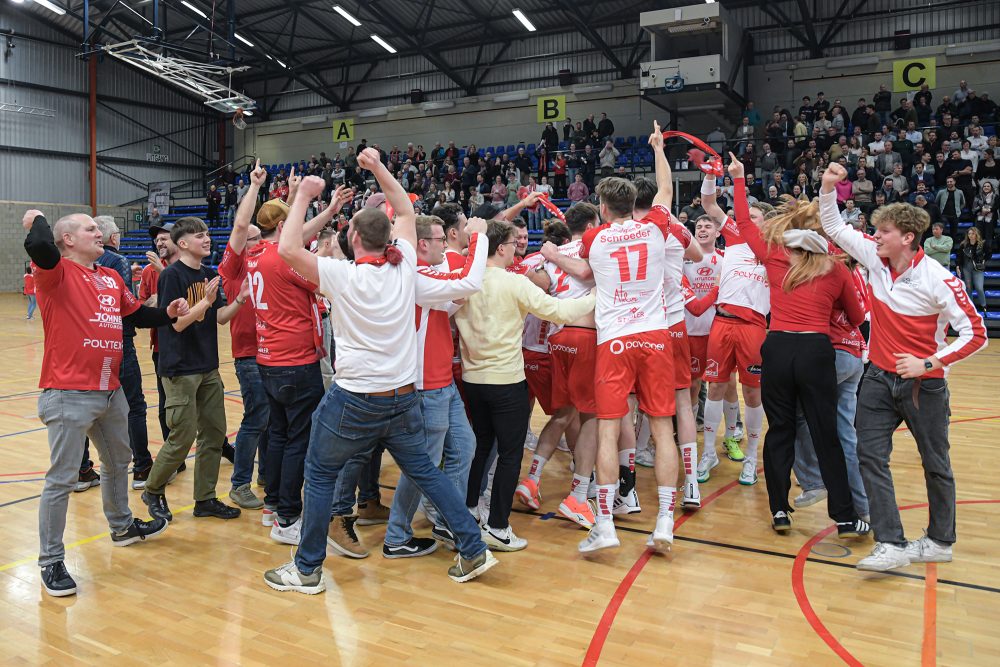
[635,448,655,468]
[857,542,911,572]
[794,489,828,507]
[481,525,527,552]
[270,518,302,545]
[556,436,570,452]
[578,521,620,553]
[612,488,641,515]
[696,451,719,484]
[905,535,953,563]
[733,423,745,440]
[261,506,276,527]
[681,481,701,508]
[263,561,325,594]
[646,515,674,550]
[524,431,538,451]
[739,460,758,486]
[477,495,491,525]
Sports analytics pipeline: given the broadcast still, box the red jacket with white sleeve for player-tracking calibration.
[818,188,987,377]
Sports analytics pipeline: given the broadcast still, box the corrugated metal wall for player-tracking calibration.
[0,11,214,206]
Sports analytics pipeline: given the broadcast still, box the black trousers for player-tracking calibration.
[760,332,856,523]
[463,380,530,529]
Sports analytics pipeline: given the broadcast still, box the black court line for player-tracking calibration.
[0,493,42,509]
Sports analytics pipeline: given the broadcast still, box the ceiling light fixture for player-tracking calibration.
[32,0,67,15]
[370,34,396,54]
[332,5,362,27]
[180,0,207,19]
[512,9,536,32]
[234,33,254,47]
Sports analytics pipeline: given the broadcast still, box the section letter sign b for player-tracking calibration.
[333,118,355,142]
[537,95,566,123]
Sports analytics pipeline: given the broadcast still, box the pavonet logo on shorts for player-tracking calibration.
[746,364,762,375]
[609,339,665,355]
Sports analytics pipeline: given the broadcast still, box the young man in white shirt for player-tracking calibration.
[263,150,499,592]
[819,163,987,572]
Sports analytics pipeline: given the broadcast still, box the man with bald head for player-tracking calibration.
[23,209,190,597]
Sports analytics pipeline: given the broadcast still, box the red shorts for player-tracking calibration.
[549,327,598,414]
[669,321,692,390]
[523,349,555,416]
[689,335,709,379]
[595,330,675,419]
[704,317,765,388]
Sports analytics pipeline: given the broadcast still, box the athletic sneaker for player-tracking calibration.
[131,465,151,491]
[836,518,871,538]
[326,516,368,558]
[794,489,828,508]
[612,488,641,515]
[904,535,953,563]
[857,542,910,572]
[193,498,241,520]
[587,474,597,499]
[556,436,570,452]
[40,561,77,597]
[431,525,457,551]
[635,448,655,468]
[771,511,792,533]
[514,478,541,510]
[261,505,277,527]
[482,525,527,552]
[524,431,538,451]
[229,484,264,509]
[383,537,438,559]
[448,549,500,583]
[356,501,390,526]
[476,496,491,525]
[696,451,719,484]
[221,441,236,464]
[734,422,745,440]
[74,467,100,493]
[681,481,701,509]
[270,518,302,545]
[110,517,168,546]
[264,561,325,594]
[558,495,595,529]
[722,437,745,462]
[578,522,620,553]
[738,460,758,486]
[646,515,674,550]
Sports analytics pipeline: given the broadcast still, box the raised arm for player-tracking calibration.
[727,154,769,262]
[819,164,880,270]
[500,191,541,222]
[277,176,323,286]
[228,159,265,255]
[648,121,673,209]
[415,219,489,306]
[22,210,60,270]
[359,148,416,248]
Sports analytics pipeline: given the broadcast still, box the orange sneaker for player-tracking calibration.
[558,495,595,529]
[515,478,541,510]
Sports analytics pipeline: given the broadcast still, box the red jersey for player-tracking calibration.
[138,262,164,351]
[245,241,323,366]
[507,252,541,275]
[23,273,35,295]
[217,243,258,359]
[35,259,140,391]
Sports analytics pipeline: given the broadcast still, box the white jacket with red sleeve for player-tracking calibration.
[818,189,987,378]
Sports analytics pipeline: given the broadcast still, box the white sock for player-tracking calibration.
[619,448,636,473]
[570,473,590,503]
[657,486,677,519]
[595,484,616,524]
[635,412,651,451]
[744,404,765,462]
[528,454,547,483]
[679,442,697,483]
[703,399,723,456]
[724,400,740,438]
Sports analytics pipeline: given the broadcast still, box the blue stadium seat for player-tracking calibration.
[527,143,536,153]
[559,141,568,151]
[507,145,515,155]
[627,136,637,146]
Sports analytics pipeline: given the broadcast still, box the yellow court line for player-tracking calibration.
[0,500,199,572]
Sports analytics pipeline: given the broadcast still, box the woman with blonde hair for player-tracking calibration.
[726,153,869,536]
[957,226,988,313]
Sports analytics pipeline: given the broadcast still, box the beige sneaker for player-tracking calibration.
[356,501,390,526]
[229,483,264,509]
[327,516,369,559]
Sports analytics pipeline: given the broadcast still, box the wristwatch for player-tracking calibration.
[923,359,933,371]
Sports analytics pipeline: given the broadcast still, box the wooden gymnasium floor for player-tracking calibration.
[0,292,997,666]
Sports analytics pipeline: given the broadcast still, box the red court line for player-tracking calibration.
[922,563,938,667]
[582,476,746,667]
[0,470,47,478]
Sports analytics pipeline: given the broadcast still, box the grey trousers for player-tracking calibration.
[37,388,134,567]
[320,315,334,390]
[856,365,955,546]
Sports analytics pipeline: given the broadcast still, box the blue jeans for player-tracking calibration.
[357,444,383,505]
[793,350,868,516]
[527,210,541,231]
[260,363,325,521]
[232,358,270,488]
[294,385,488,573]
[384,382,476,544]
[27,294,36,319]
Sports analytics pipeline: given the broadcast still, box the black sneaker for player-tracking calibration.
[382,537,439,559]
[221,441,236,464]
[431,525,457,551]
[167,461,187,485]
[74,467,100,493]
[772,511,792,533]
[193,498,241,520]
[41,561,77,597]
[111,517,169,546]
[837,518,871,538]
[142,491,173,522]
[132,465,152,490]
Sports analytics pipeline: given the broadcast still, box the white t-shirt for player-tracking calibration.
[581,218,669,344]
[717,218,770,322]
[683,249,723,336]
[645,206,694,326]
[317,239,417,392]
